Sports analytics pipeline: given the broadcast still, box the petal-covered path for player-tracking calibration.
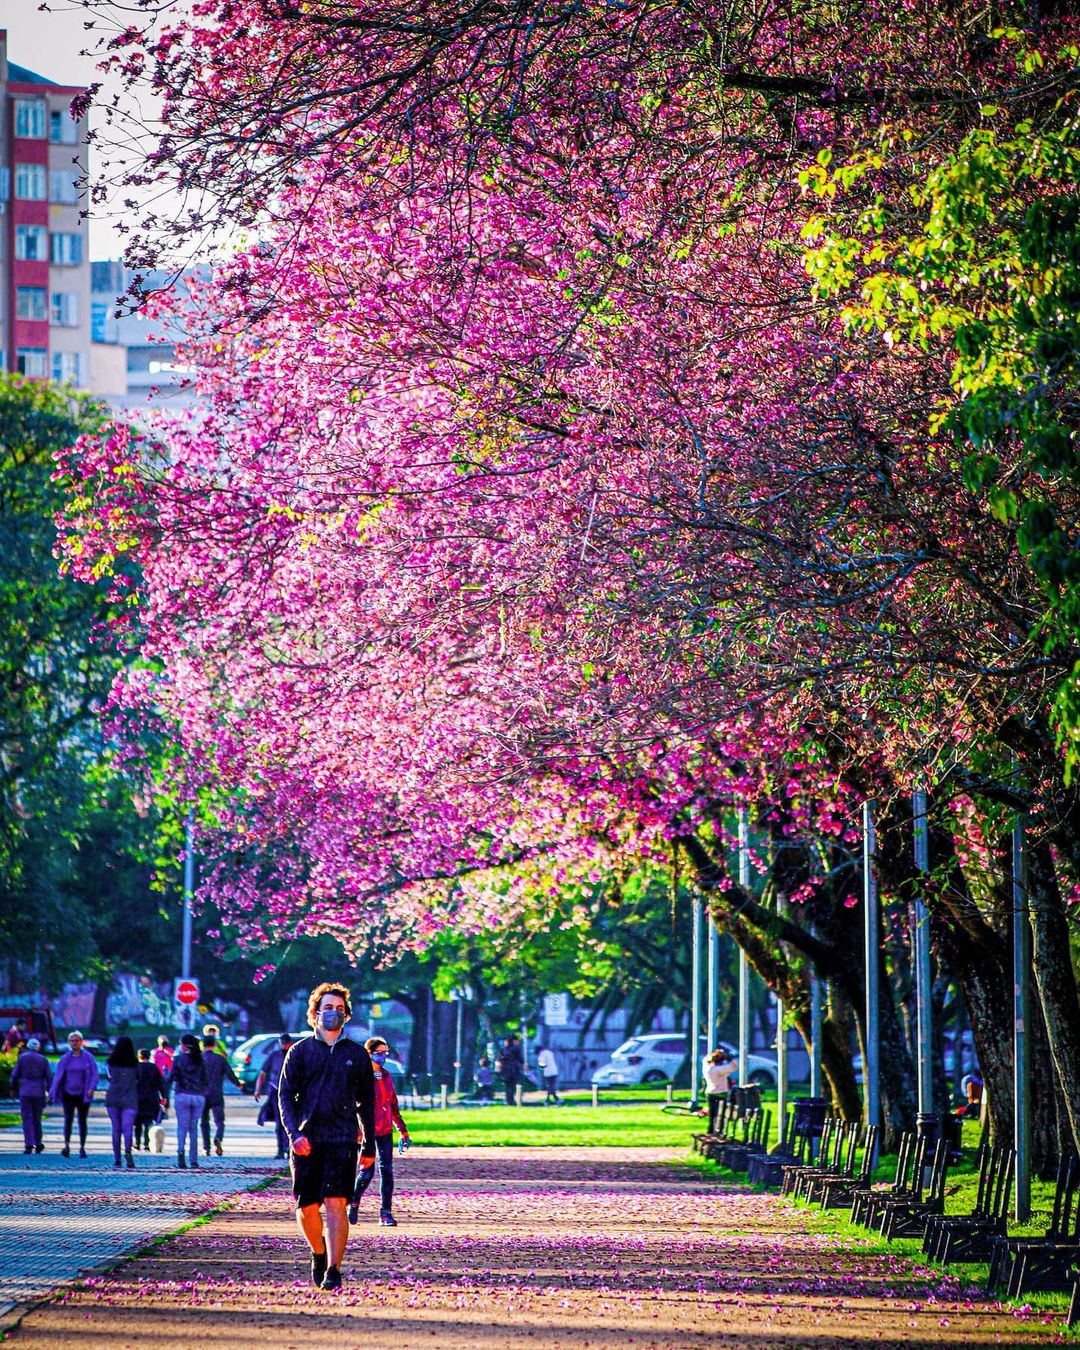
[9,1147,1064,1347]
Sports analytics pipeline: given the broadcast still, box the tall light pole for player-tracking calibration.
[1013,812,1031,1220]
[690,897,702,1106]
[912,787,934,1133]
[707,914,719,1058]
[864,801,880,1162]
[737,808,750,1087]
[182,807,195,981]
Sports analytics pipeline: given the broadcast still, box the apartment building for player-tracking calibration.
[0,28,92,387]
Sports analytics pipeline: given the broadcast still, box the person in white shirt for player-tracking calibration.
[704,1048,737,1132]
[535,1046,560,1104]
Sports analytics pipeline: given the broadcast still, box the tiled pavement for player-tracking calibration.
[0,1093,283,1319]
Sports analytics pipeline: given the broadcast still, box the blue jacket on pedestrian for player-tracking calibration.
[202,1049,241,1105]
[168,1052,209,1100]
[10,1049,51,1099]
[49,1049,99,1103]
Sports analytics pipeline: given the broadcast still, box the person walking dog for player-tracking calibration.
[279,983,376,1291]
[11,1037,51,1153]
[169,1032,209,1169]
[134,1048,166,1150]
[50,1031,99,1158]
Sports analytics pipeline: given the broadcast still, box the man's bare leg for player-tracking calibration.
[324,1197,349,1268]
[297,1203,326,1254]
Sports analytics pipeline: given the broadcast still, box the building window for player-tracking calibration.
[16,348,49,379]
[49,170,80,205]
[50,232,84,266]
[49,108,79,145]
[51,292,79,327]
[15,99,47,139]
[15,163,47,201]
[16,287,49,322]
[15,225,49,261]
[51,351,85,386]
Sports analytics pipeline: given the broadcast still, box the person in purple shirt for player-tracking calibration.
[49,1030,100,1157]
[10,1037,52,1153]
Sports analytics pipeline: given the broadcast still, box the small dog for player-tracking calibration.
[149,1125,167,1154]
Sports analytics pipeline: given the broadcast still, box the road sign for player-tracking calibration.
[543,992,570,1027]
[174,977,200,1006]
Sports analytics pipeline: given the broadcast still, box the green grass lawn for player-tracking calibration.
[408,1100,705,1148]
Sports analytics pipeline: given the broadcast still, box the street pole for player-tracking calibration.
[737,808,750,1088]
[690,897,702,1107]
[809,958,822,1098]
[1013,813,1031,1221]
[182,807,195,982]
[454,996,464,1098]
[864,801,880,1163]
[912,787,934,1134]
[707,914,719,1057]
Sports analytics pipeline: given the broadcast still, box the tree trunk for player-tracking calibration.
[1028,841,1080,1157]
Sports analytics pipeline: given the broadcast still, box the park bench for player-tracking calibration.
[746,1102,801,1187]
[693,1095,735,1156]
[990,1155,1080,1300]
[924,1139,1013,1265]
[780,1115,840,1198]
[851,1130,919,1229]
[721,1108,772,1173]
[811,1124,879,1210]
[985,1153,1079,1298]
[794,1118,859,1202]
[878,1136,950,1240]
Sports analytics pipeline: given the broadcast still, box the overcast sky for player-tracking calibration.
[4,3,155,260]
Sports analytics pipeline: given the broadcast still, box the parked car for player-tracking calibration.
[230,1031,405,1093]
[590,1034,778,1088]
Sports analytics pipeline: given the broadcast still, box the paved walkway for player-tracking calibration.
[5,1146,1065,1347]
[0,1092,282,1319]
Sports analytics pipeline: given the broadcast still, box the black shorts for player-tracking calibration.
[291,1140,358,1207]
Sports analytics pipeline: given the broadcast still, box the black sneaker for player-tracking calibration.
[348,1202,359,1225]
[177,1154,187,1169]
[61,1146,70,1157]
[310,1250,328,1287]
[321,1265,342,1291]
[79,1147,87,1158]
[35,1144,44,1154]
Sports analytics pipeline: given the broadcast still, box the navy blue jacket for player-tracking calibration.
[278,1034,375,1149]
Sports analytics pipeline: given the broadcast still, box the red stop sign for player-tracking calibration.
[175,979,199,1006]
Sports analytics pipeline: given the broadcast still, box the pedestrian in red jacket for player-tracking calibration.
[362,1036,410,1226]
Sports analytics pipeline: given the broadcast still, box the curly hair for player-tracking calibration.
[307,981,352,1028]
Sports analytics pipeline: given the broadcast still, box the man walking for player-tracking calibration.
[279,983,376,1291]
[200,1032,242,1156]
[536,1044,561,1105]
[255,1032,294,1158]
[11,1038,51,1153]
[496,1033,524,1106]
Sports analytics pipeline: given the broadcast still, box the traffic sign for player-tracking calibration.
[174,977,200,1006]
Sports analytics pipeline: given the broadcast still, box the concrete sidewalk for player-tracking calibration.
[0,1093,282,1324]
[4,1146,1064,1348]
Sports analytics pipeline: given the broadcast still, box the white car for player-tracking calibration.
[590,1034,778,1088]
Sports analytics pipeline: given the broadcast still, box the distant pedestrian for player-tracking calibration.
[255,1033,294,1158]
[536,1045,561,1104]
[134,1048,166,1150]
[278,982,376,1291]
[10,1037,51,1153]
[360,1037,410,1226]
[152,1035,174,1078]
[496,1033,524,1106]
[202,1023,229,1057]
[49,1030,99,1158]
[704,1048,737,1133]
[169,1032,209,1169]
[106,1036,139,1169]
[201,1032,242,1156]
[474,1057,494,1101]
[4,1017,28,1054]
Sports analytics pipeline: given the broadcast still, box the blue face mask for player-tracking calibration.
[371,1051,388,1065]
[320,1008,346,1031]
